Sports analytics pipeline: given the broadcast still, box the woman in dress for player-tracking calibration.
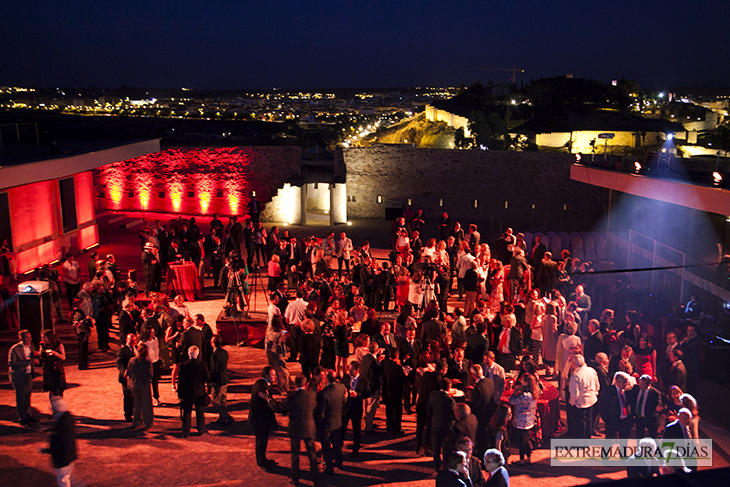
[509,372,539,464]
[265,314,290,393]
[332,302,350,378]
[40,330,66,400]
[659,385,685,433]
[319,299,338,371]
[353,333,370,365]
[408,269,425,313]
[488,259,504,316]
[681,393,700,440]
[253,222,267,265]
[165,315,185,391]
[267,254,282,292]
[529,298,546,366]
[126,342,154,430]
[394,255,410,312]
[634,333,657,381]
[395,303,417,339]
[555,319,581,401]
[0,238,14,287]
[140,327,162,406]
[541,302,559,376]
[489,405,513,465]
[395,228,410,262]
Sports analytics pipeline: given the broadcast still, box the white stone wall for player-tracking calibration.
[261,184,301,224]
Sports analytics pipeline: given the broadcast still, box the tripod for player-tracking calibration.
[247,258,269,315]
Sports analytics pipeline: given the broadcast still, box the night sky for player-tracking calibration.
[3,0,729,90]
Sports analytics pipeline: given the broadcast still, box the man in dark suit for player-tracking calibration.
[627,438,661,478]
[270,374,319,486]
[421,309,448,348]
[47,395,77,486]
[410,231,423,261]
[141,243,161,292]
[569,285,592,336]
[680,323,701,394]
[416,359,448,454]
[382,348,406,434]
[608,345,637,379]
[592,352,611,435]
[249,366,279,471]
[317,370,347,475]
[492,315,522,372]
[446,347,469,392]
[601,372,633,439]
[536,251,558,296]
[195,314,214,365]
[360,341,383,433]
[663,407,693,440]
[507,249,529,298]
[341,361,365,456]
[209,335,233,425]
[118,302,142,346]
[465,321,489,366]
[448,402,478,449]
[115,333,136,422]
[178,345,210,438]
[629,374,661,439]
[468,364,495,459]
[663,408,695,472]
[667,349,687,392]
[180,316,204,362]
[435,450,470,487]
[373,322,397,356]
[398,328,422,413]
[529,235,546,268]
[428,378,456,471]
[483,448,510,487]
[583,320,604,367]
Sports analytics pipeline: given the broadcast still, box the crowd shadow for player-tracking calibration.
[0,454,57,486]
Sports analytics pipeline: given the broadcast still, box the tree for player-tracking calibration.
[468,111,511,150]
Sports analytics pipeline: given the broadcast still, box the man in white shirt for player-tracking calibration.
[568,354,599,438]
[482,351,506,405]
[8,330,40,426]
[284,289,308,362]
[62,252,81,308]
[456,247,475,301]
[334,232,353,277]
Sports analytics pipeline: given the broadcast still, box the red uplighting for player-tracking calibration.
[95,147,266,216]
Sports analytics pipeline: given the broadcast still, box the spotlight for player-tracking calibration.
[667,133,674,140]
[713,171,723,185]
[634,162,642,173]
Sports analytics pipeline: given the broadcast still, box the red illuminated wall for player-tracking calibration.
[94,147,301,217]
[7,171,98,274]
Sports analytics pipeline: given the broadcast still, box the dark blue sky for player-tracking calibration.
[2,0,729,90]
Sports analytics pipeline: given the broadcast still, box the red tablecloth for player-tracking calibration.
[501,380,560,444]
[166,262,203,301]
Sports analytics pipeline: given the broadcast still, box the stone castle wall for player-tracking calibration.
[344,145,609,235]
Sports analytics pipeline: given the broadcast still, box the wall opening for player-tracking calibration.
[305,182,331,225]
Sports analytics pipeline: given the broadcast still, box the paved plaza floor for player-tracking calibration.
[1,214,728,486]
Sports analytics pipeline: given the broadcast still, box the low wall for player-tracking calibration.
[344,145,609,235]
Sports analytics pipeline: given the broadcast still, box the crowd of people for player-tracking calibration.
[6,207,711,487]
